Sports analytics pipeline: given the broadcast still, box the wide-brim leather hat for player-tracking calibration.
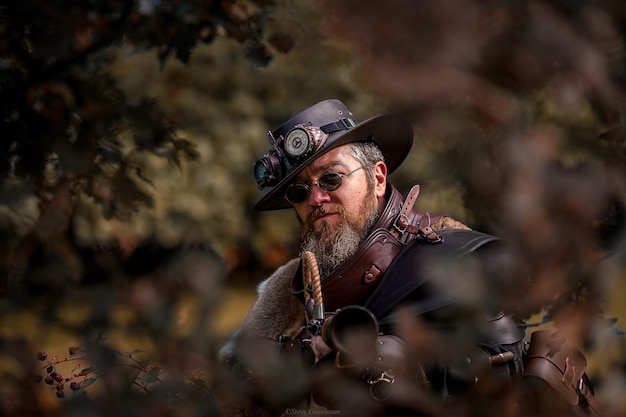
[253,98,414,211]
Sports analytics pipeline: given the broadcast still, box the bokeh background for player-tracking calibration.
[0,0,625,415]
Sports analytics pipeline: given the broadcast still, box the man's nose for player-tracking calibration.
[308,184,331,206]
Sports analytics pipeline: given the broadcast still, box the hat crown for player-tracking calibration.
[272,99,357,139]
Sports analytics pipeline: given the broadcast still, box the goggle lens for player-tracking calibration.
[284,167,363,205]
[284,184,310,204]
[318,173,343,191]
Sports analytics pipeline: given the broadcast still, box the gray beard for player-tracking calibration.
[300,208,379,279]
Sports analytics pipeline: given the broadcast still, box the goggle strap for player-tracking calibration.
[320,117,358,134]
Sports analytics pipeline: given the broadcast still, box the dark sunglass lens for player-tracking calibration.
[285,185,309,204]
[318,173,343,191]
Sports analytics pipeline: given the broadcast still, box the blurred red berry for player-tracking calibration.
[44,376,54,385]
[69,382,80,391]
[56,390,65,399]
[36,351,48,361]
[53,373,63,382]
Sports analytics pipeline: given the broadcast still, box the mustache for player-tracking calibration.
[300,205,344,238]
[308,205,343,223]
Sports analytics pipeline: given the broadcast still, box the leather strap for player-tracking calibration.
[320,117,358,133]
[416,213,444,243]
[391,184,421,237]
[391,184,443,243]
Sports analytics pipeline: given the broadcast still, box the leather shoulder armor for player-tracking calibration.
[366,228,520,322]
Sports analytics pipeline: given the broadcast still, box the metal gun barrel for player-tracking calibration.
[321,305,379,355]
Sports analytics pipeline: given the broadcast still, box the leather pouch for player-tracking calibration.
[524,330,604,417]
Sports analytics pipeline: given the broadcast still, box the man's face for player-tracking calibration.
[290,145,387,276]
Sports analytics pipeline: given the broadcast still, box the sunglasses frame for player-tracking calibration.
[284,166,364,205]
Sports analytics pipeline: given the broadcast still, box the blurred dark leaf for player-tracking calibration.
[139,365,161,385]
[158,45,172,68]
[78,366,96,377]
[268,32,294,53]
[172,25,197,64]
[133,166,155,187]
[0,0,280,229]
[68,346,83,356]
[96,144,124,165]
[171,138,200,160]
[245,40,273,67]
[125,98,177,150]
[197,23,216,44]
[111,169,154,213]
[81,377,97,389]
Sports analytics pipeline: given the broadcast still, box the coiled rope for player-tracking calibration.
[302,250,324,320]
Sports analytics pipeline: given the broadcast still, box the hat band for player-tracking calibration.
[319,117,358,133]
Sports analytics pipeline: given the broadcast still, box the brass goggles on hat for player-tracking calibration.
[284,166,363,204]
[253,118,358,190]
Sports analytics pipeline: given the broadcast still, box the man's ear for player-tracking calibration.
[374,161,387,198]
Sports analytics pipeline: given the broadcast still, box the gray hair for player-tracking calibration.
[349,141,385,186]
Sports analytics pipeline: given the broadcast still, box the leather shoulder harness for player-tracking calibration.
[296,185,452,312]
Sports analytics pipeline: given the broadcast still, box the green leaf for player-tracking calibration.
[81,377,97,389]
[78,366,96,377]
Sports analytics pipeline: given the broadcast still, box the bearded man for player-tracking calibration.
[219,99,602,417]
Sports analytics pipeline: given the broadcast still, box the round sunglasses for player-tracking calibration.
[284,166,364,205]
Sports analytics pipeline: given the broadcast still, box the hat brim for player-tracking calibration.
[253,113,414,211]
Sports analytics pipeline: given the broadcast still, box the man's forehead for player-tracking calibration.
[297,146,354,178]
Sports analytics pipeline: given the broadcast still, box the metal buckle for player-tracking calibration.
[340,117,356,129]
[577,377,585,393]
[393,214,409,234]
